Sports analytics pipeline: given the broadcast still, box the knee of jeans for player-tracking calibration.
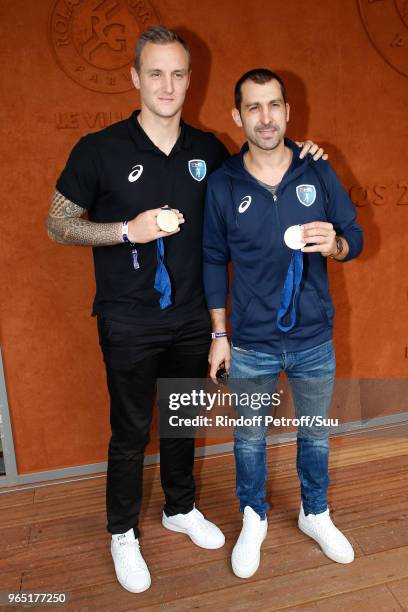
[297,419,331,440]
[297,425,330,440]
[234,428,267,445]
[297,435,329,449]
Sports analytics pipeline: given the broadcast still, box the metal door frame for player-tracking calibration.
[0,347,18,486]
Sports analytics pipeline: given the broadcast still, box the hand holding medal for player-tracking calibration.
[278,221,343,331]
[124,205,184,310]
[126,206,184,244]
[300,221,338,256]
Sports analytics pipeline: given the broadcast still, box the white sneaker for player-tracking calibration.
[111,528,151,593]
[231,506,268,578]
[298,503,354,564]
[162,506,225,549]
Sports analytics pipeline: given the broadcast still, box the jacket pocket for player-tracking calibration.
[233,295,277,340]
[297,286,329,328]
[97,317,115,342]
[97,317,130,345]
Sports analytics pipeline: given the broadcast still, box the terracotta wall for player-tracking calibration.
[0,0,407,475]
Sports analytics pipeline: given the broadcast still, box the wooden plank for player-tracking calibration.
[2,454,406,570]
[0,495,104,528]
[351,518,408,555]
[0,507,365,579]
[0,504,37,529]
[283,584,403,611]
[29,514,106,545]
[3,537,108,576]
[0,432,406,611]
[328,438,408,470]
[1,466,405,538]
[127,547,408,610]
[388,578,408,609]
[0,489,34,509]
[20,535,361,598]
[0,525,30,551]
[0,571,23,592]
[33,476,106,502]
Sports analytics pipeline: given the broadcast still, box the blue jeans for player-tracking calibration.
[230,339,336,519]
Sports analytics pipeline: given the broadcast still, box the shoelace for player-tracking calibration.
[185,510,210,533]
[240,515,263,547]
[312,514,339,540]
[116,539,146,570]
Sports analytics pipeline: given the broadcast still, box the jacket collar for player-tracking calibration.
[222,138,313,192]
[127,110,192,154]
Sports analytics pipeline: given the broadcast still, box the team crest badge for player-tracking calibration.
[188,159,207,182]
[296,184,316,206]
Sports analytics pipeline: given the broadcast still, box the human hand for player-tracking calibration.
[208,337,231,382]
[301,221,336,256]
[128,206,185,243]
[296,140,328,161]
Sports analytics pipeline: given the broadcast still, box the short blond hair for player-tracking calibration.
[134,25,191,71]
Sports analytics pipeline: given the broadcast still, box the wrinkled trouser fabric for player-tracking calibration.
[97,312,210,537]
[230,339,335,519]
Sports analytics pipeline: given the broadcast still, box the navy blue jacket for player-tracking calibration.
[203,139,363,353]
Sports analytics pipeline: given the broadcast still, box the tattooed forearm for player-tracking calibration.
[47,190,122,246]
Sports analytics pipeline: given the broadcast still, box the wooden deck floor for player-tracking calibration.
[1,428,408,611]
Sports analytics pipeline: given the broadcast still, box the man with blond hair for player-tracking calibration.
[48,28,326,593]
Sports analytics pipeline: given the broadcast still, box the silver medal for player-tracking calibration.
[284,225,306,250]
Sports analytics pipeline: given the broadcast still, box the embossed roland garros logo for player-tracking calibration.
[49,0,160,93]
[358,0,408,78]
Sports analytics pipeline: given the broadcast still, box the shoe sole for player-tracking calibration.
[231,530,268,579]
[298,520,354,564]
[116,574,151,593]
[162,517,225,549]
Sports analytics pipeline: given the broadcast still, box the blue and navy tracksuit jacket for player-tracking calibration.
[203,138,363,354]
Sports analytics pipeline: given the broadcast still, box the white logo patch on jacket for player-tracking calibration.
[238,195,252,213]
[128,164,143,182]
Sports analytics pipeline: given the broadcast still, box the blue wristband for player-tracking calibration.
[211,331,228,339]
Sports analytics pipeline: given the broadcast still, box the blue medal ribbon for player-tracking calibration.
[277,250,303,332]
[154,238,172,309]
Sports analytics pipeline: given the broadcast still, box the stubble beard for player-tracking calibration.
[249,126,284,151]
